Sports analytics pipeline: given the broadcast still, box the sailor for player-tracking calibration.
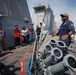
[52,13,75,47]
[0,24,6,51]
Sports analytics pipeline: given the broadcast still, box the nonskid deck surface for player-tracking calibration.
[0,44,33,75]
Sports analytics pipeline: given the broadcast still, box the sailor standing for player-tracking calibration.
[52,13,75,47]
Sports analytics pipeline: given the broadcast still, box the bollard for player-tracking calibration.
[44,48,63,67]
[47,54,76,75]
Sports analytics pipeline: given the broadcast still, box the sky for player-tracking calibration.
[27,0,76,29]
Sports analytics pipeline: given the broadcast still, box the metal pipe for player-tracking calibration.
[49,39,57,48]
[39,44,52,59]
[44,48,63,67]
[56,40,67,52]
[47,54,76,75]
[44,44,52,56]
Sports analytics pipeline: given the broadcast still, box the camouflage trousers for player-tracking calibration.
[0,38,6,50]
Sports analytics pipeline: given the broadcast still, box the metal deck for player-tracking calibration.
[0,44,33,75]
[0,36,76,75]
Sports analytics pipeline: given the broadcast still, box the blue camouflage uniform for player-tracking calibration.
[56,20,75,47]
